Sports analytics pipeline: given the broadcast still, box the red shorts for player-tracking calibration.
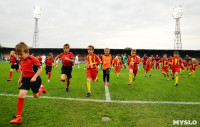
[129,66,138,74]
[171,66,180,73]
[190,68,195,71]
[161,67,168,72]
[156,63,159,66]
[143,61,146,65]
[114,67,120,72]
[87,69,98,80]
[145,66,152,71]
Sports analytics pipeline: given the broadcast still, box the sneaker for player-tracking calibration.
[133,77,135,81]
[193,77,196,78]
[175,83,178,86]
[7,79,12,81]
[10,116,22,124]
[128,82,132,85]
[172,77,174,79]
[86,92,91,97]
[117,77,118,79]
[144,76,146,78]
[164,74,166,77]
[41,86,47,94]
[47,80,50,82]
[107,83,109,86]
[66,88,69,92]
[149,75,152,77]
[167,79,169,81]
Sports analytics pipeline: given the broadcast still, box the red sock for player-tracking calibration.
[16,98,25,117]
[67,80,70,88]
[10,71,13,79]
[38,87,44,96]
[48,72,51,80]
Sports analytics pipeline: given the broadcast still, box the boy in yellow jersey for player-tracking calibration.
[168,51,184,86]
[84,45,100,97]
[187,58,199,78]
[102,48,112,86]
[128,49,140,85]
[114,54,124,79]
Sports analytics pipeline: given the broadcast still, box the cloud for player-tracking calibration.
[0,0,200,50]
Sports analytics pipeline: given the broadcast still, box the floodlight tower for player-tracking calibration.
[172,5,183,50]
[33,6,41,48]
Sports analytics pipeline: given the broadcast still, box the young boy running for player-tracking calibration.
[7,51,19,81]
[44,53,54,82]
[187,58,199,78]
[84,45,100,97]
[155,54,161,71]
[144,57,153,77]
[128,49,140,85]
[9,42,47,124]
[102,48,112,86]
[142,54,148,70]
[54,44,74,92]
[121,53,128,71]
[114,54,123,79]
[157,54,169,80]
[168,51,184,86]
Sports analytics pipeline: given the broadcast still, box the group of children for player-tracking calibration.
[6,41,199,124]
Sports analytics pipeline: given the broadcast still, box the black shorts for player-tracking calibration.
[11,64,19,70]
[40,62,42,65]
[61,66,72,78]
[46,66,52,73]
[19,76,42,93]
[103,68,111,75]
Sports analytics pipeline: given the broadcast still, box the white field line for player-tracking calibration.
[105,86,111,102]
[1,94,200,105]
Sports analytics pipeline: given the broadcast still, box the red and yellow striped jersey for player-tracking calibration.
[114,59,123,67]
[187,62,199,69]
[169,57,182,66]
[86,54,100,69]
[128,56,140,67]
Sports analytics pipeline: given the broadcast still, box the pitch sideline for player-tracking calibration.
[0,93,200,105]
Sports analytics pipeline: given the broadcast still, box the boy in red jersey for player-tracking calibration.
[187,58,199,78]
[9,42,47,124]
[128,49,140,85]
[168,51,184,86]
[102,48,112,86]
[144,57,153,77]
[114,54,124,79]
[155,54,161,71]
[54,44,74,92]
[142,54,148,70]
[157,54,169,80]
[185,54,191,70]
[84,45,100,97]
[7,51,19,81]
[44,53,54,82]
[151,55,155,70]
[182,60,187,73]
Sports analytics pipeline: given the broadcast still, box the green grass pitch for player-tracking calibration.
[0,62,200,126]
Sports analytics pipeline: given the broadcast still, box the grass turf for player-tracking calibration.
[0,62,200,126]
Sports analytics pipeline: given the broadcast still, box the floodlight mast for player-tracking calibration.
[173,5,183,50]
[33,6,41,48]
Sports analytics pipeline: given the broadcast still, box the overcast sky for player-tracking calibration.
[0,0,200,49]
